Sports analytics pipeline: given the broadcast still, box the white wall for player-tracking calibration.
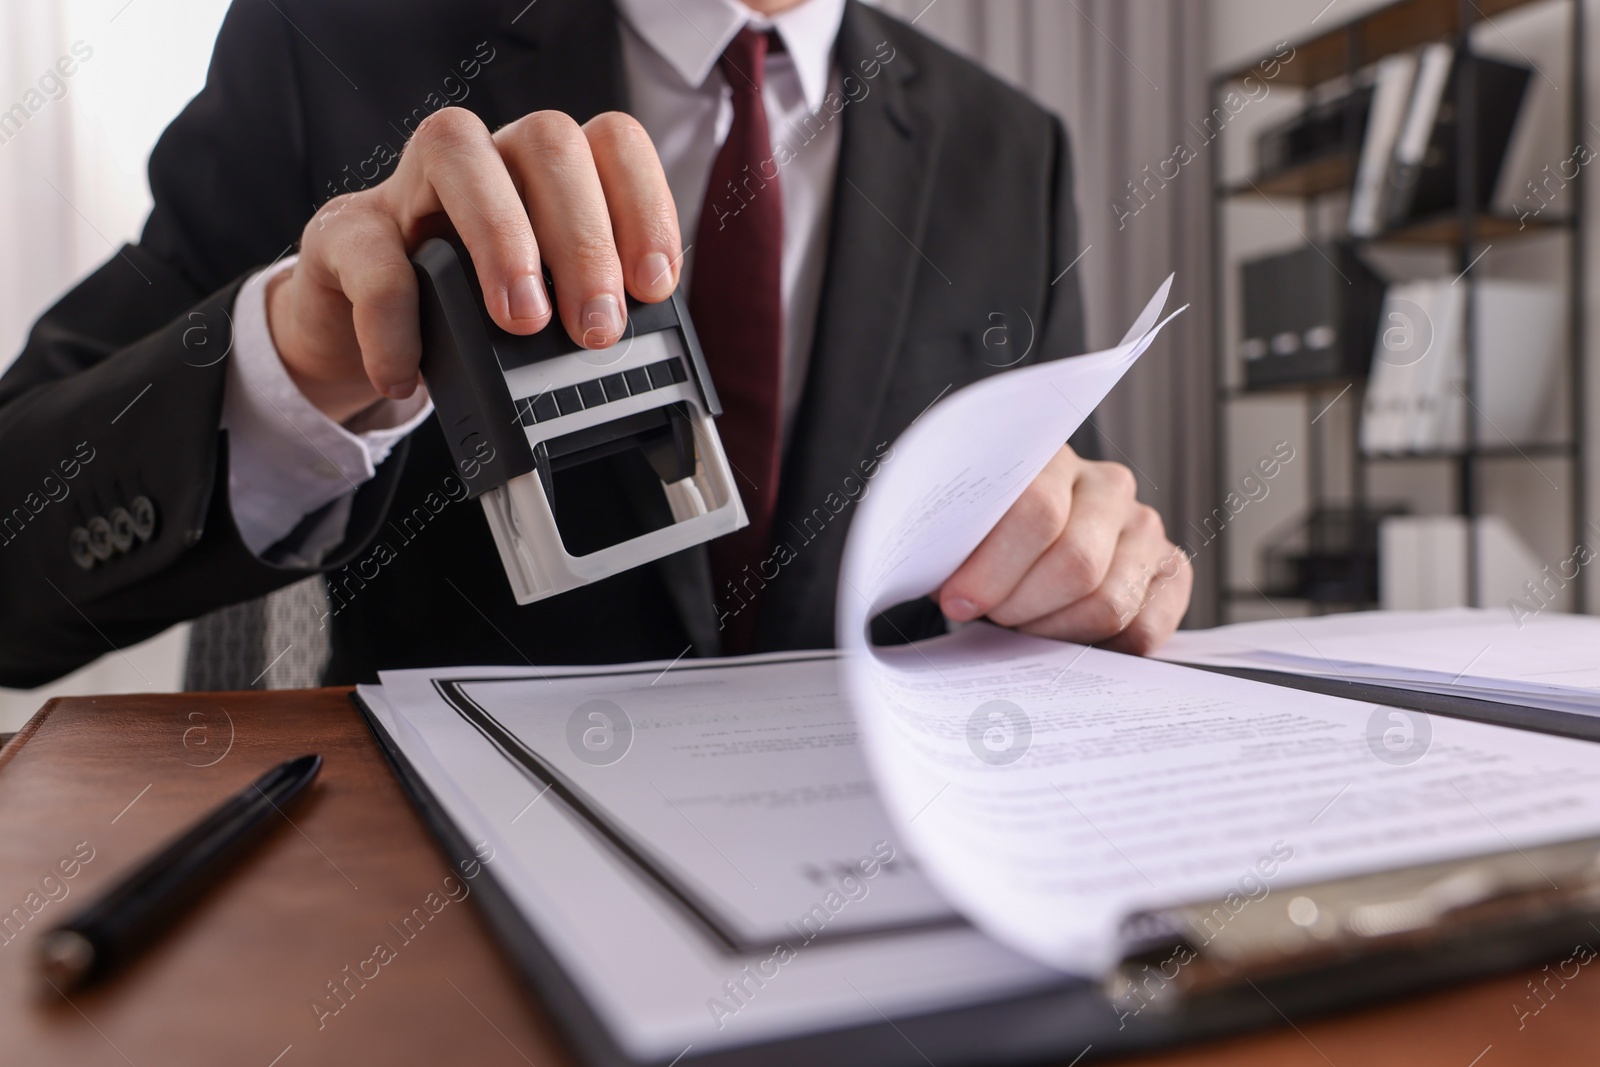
[0,0,233,730]
[1209,0,1599,618]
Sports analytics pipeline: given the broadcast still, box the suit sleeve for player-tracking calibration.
[221,255,431,560]
[0,0,403,688]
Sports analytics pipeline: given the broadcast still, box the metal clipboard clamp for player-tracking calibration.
[413,238,747,604]
[1107,835,1600,1015]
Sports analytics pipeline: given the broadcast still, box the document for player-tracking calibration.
[402,655,957,947]
[1157,608,1600,714]
[841,624,1600,973]
[362,660,1066,1060]
[831,281,1600,973]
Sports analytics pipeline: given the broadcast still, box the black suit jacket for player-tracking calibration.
[0,0,1088,687]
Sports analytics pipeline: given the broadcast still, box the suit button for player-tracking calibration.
[130,496,157,542]
[108,507,135,552]
[69,527,96,570]
[86,516,115,561]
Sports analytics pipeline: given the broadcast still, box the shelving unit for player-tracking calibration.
[1210,0,1587,620]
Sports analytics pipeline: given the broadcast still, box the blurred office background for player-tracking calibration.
[2,0,1596,728]
[1,0,231,726]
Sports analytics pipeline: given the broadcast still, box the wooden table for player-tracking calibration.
[0,689,1589,1066]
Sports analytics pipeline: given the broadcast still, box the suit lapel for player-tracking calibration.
[481,0,627,128]
[758,3,940,648]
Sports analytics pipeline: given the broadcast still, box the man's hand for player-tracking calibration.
[266,108,681,423]
[937,446,1192,654]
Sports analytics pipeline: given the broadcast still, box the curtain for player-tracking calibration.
[0,6,178,729]
[0,6,79,367]
[874,0,1219,624]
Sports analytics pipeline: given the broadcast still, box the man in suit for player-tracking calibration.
[0,0,1192,688]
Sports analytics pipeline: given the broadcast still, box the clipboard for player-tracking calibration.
[351,671,1600,1067]
[1189,663,1600,745]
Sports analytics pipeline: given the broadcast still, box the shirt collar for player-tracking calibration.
[614,0,845,111]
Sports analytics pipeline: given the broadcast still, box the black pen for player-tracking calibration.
[37,753,323,991]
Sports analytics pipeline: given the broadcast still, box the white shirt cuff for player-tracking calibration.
[221,255,433,560]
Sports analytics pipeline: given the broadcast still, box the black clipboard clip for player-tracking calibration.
[1106,835,1600,1019]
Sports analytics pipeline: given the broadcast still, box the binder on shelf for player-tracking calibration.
[1402,281,1465,452]
[1260,506,1400,605]
[1360,279,1447,453]
[1240,243,1387,390]
[1383,44,1454,224]
[1256,84,1373,181]
[1361,278,1563,455]
[1378,514,1544,611]
[1378,515,1466,610]
[1381,47,1532,229]
[1348,54,1419,236]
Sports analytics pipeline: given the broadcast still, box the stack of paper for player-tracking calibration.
[1157,608,1600,716]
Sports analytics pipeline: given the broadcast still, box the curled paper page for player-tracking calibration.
[837,277,1185,968]
[835,278,1600,976]
[838,276,1181,626]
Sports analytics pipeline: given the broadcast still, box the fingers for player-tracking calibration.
[937,445,1191,654]
[309,204,422,399]
[984,460,1137,627]
[940,448,1143,626]
[938,448,1084,622]
[495,111,626,349]
[289,106,679,414]
[1017,507,1190,652]
[583,112,682,303]
[386,107,550,337]
[1104,544,1192,655]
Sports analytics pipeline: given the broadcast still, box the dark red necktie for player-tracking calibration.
[690,27,784,654]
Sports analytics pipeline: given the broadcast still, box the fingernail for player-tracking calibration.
[943,596,979,621]
[509,274,550,322]
[639,252,673,295]
[385,375,418,400]
[579,293,625,348]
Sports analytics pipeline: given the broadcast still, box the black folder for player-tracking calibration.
[352,675,1600,1067]
[1382,50,1531,228]
[1239,242,1387,389]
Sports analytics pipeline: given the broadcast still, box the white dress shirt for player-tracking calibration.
[221,0,845,559]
